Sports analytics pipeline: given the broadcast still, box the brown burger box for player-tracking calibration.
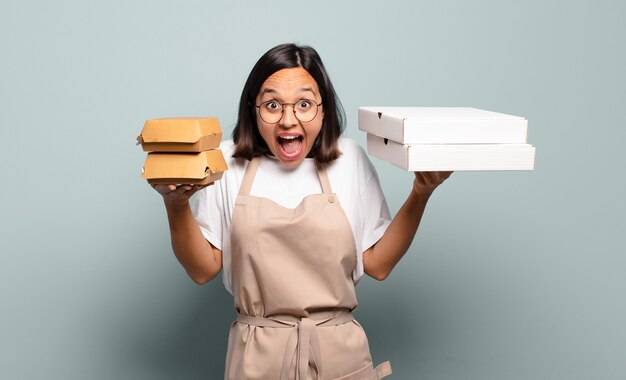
[142,149,228,185]
[137,117,222,152]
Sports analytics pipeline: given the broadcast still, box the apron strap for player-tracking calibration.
[237,312,354,380]
[239,157,261,196]
[375,361,393,379]
[316,165,333,194]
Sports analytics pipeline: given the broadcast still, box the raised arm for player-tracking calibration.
[153,184,223,284]
[363,172,452,281]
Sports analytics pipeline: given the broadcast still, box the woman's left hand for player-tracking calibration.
[413,171,453,196]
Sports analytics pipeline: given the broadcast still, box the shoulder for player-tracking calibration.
[219,140,236,163]
[334,137,369,167]
[332,137,375,174]
[337,137,366,157]
[206,140,248,197]
[325,138,379,192]
[218,140,247,172]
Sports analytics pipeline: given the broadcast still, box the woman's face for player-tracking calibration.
[255,67,324,168]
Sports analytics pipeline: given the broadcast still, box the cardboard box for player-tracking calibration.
[142,149,228,185]
[137,117,222,152]
[359,107,528,144]
[367,134,535,171]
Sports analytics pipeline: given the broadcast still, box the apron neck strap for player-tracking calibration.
[317,165,333,194]
[239,157,333,195]
[239,157,260,196]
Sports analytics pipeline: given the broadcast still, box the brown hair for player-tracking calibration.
[232,43,345,165]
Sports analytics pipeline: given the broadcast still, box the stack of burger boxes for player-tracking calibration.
[137,117,228,185]
[359,107,535,171]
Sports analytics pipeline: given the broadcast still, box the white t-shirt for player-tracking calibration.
[190,138,391,294]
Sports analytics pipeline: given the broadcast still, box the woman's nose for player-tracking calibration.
[279,105,299,128]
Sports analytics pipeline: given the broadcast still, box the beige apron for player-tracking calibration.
[224,157,392,380]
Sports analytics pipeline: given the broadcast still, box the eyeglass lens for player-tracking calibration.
[257,99,319,123]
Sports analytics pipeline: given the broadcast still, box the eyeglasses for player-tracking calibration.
[255,99,322,124]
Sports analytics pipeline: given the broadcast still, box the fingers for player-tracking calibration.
[414,171,453,186]
[150,183,211,198]
[412,171,453,195]
[152,184,176,191]
[151,184,182,195]
[432,171,453,183]
[182,184,211,196]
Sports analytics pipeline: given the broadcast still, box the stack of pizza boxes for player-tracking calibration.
[359,107,536,171]
[138,117,228,185]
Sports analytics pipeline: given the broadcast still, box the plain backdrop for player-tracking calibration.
[1,0,625,379]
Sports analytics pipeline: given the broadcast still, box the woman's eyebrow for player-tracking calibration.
[298,87,316,95]
[260,87,316,97]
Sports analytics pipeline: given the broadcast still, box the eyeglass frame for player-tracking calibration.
[255,99,323,124]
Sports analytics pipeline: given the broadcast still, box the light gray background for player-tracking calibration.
[1,0,624,379]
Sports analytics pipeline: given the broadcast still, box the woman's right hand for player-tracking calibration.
[151,184,211,209]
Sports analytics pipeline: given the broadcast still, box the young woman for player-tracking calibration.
[152,43,451,380]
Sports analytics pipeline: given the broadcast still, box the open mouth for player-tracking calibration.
[277,134,304,159]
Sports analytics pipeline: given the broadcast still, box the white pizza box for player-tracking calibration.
[359,107,528,144]
[367,134,535,171]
